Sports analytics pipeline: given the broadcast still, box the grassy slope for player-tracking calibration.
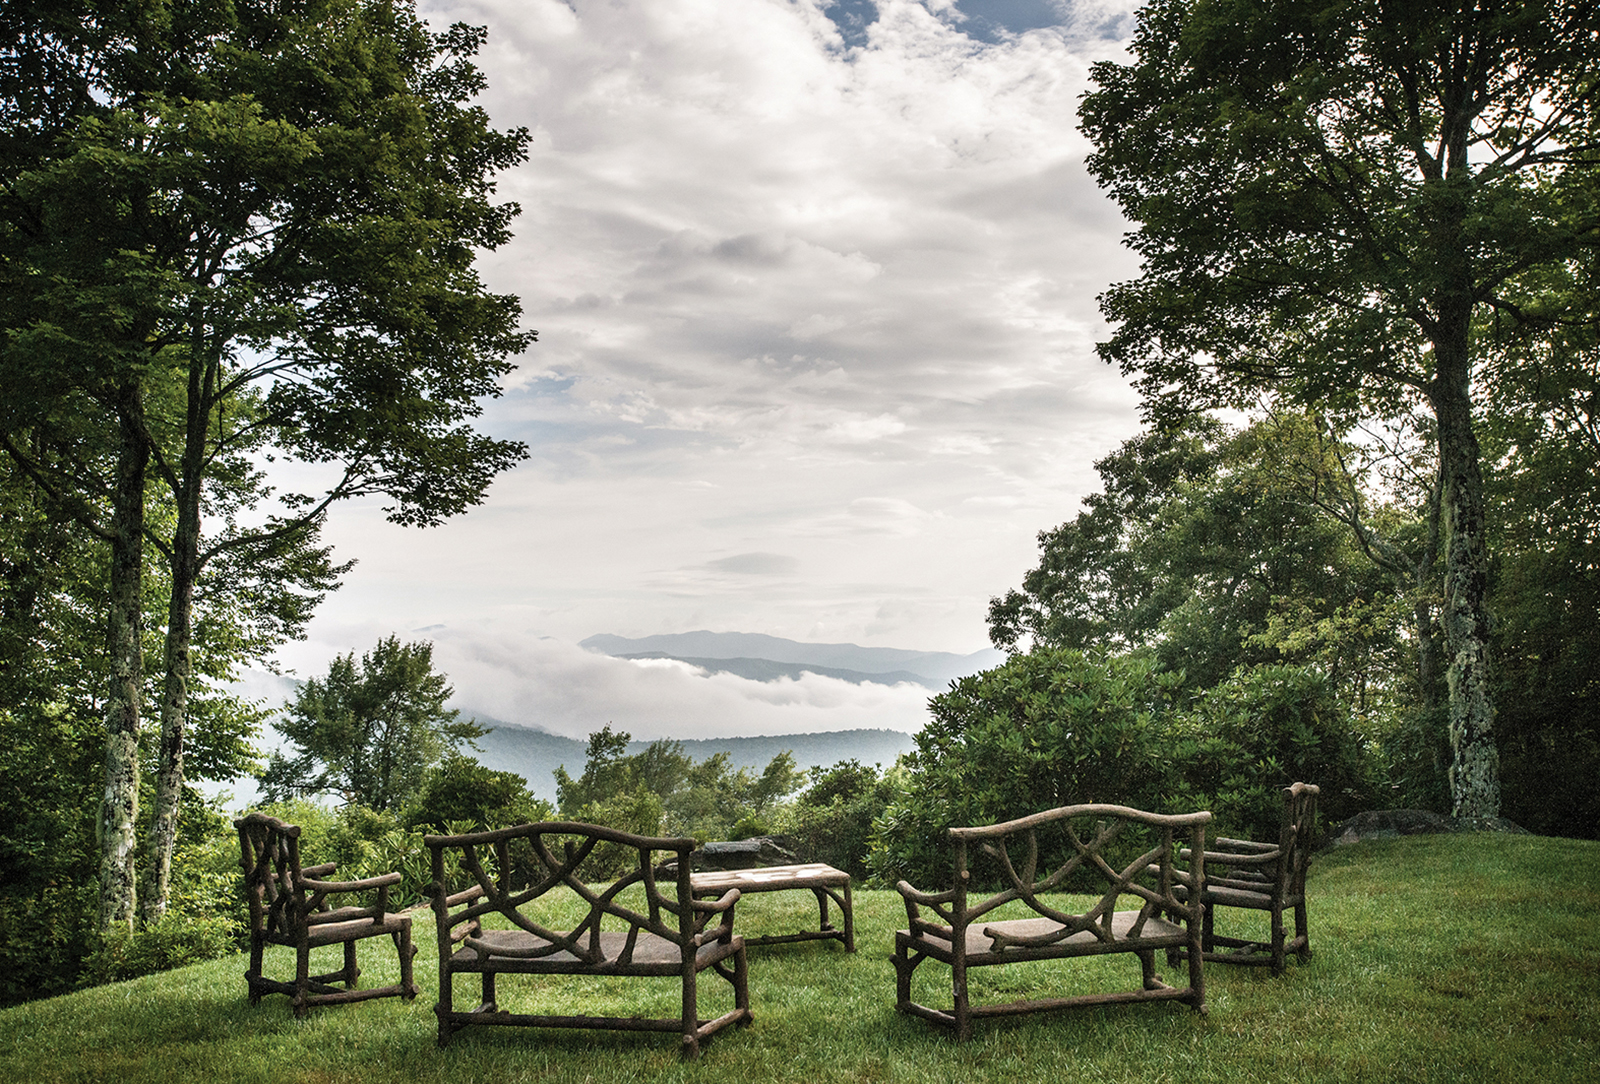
[3,832,1596,1083]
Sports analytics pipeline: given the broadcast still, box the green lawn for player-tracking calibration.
[4,832,1597,1083]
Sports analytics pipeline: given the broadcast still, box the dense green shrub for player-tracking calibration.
[869,649,1380,888]
[0,725,243,1005]
[77,913,237,987]
[0,882,97,1006]
[868,649,1183,888]
[1167,664,1374,841]
[404,754,552,833]
[0,700,102,1005]
[774,760,902,881]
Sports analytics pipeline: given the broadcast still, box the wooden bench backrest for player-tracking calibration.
[424,821,709,966]
[1278,782,1318,898]
[905,804,1211,947]
[236,812,306,941]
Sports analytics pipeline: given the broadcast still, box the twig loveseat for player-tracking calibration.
[424,821,752,1058]
[893,802,1211,1039]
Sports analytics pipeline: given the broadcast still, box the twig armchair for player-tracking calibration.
[1178,782,1318,973]
[235,812,419,1017]
[893,803,1211,1040]
[424,821,752,1059]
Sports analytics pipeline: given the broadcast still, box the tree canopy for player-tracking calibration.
[1079,0,1600,818]
[1,0,532,924]
[555,725,801,844]
[261,636,483,812]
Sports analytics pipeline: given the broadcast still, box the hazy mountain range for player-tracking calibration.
[580,631,1002,689]
[475,723,915,802]
[213,629,993,805]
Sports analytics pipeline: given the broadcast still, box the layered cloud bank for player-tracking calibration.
[272,622,945,740]
[292,1,1143,655]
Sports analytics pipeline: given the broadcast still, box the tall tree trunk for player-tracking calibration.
[140,479,198,925]
[99,378,148,930]
[1432,308,1501,820]
[140,350,211,925]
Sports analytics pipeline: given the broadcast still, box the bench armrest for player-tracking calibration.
[440,883,486,908]
[896,880,957,907]
[300,870,403,894]
[691,888,741,913]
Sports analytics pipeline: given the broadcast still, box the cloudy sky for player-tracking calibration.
[263,0,1148,741]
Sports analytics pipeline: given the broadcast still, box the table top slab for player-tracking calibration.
[689,863,850,892]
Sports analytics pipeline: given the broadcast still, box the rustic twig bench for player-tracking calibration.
[425,821,752,1058]
[893,803,1211,1040]
[1173,782,1317,974]
[690,863,855,951]
[235,812,419,1017]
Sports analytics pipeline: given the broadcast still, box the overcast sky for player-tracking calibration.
[262,0,1148,741]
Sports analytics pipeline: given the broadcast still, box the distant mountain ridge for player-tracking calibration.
[582,631,1001,687]
[616,652,933,688]
[475,721,916,802]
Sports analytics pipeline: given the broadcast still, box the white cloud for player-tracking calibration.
[288,0,1145,671]
[413,626,934,740]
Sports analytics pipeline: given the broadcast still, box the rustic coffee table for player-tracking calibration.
[689,862,855,951]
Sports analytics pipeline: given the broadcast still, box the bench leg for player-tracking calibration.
[813,887,832,933]
[952,955,971,1042]
[893,941,922,1009]
[842,878,855,952]
[1294,899,1311,963]
[1139,949,1160,991]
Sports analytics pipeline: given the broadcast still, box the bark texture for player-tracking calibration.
[1433,309,1501,820]
[98,380,147,930]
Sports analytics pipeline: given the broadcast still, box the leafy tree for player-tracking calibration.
[773,760,900,880]
[260,637,484,813]
[554,725,644,813]
[1478,316,1600,837]
[555,726,801,842]
[405,753,551,833]
[990,414,1412,708]
[1,0,532,925]
[1079,0,1600,818]
[0,444,263,994]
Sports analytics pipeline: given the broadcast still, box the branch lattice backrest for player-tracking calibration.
[1278,781,1318,899]
[893,803,1211,1039]
[901,804,1204,950]
[429,822,724,963]
[423,821,752,1057]
[238,817,302,940]
[237,814,391,939]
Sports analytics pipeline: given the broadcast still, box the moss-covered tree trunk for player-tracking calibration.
[98,379,147,931]
[140,474,199,925]
[1433,317,1501,820]
[139,349,212,926]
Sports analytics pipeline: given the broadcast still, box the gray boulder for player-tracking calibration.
[692,837,798,871]
[1327,808,1529,847]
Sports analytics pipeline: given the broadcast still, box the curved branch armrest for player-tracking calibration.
[1202,847,1281,866]
[896,880,957,907]
[1147,864,1196,887]
[1212,837,1279,852]
[301,862,338,878]
[300,871,403,893]
[693,915,738,947]
[690,888,741,913]
[1180,844,1280,865]
[441,884,486,908]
